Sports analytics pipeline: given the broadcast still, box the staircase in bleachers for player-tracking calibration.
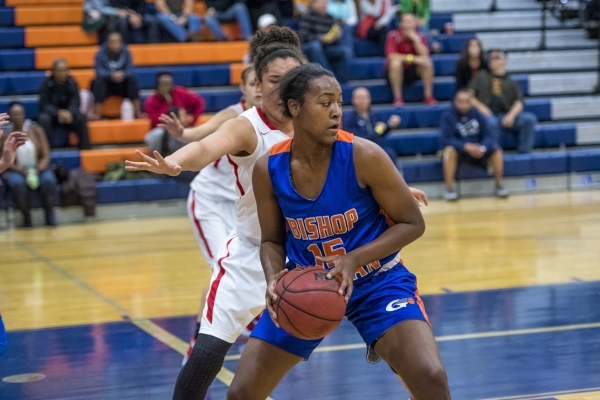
[0,0,599,224]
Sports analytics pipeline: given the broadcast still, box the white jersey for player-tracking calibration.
[229,107,289,243]
[189,102,246,202]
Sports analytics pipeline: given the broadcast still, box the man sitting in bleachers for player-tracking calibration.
[144,72,205,156]
[37,58,91,150]
[106,0,159,43]
[90,32,142,120]
[342,87,400,162]
[298,0,353,83]
[469,49,537,154]
[440,89,508,201]
[385,13,436,106]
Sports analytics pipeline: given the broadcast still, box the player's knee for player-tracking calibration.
[227,383,255,400]
[419,363,450,397]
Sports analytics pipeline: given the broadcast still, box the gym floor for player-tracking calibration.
[2,191,600,399]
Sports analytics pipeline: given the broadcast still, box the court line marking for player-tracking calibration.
[482,386,600,399]
[222,321,600,361]
[14,241,247,395]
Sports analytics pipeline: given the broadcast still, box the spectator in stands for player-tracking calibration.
[37,59,91,150]
[155,0,203,42]
[0,114,27,174]
[257,13,279,32]
[440,89,508,201]
[298,0,353,83]
[400,0,440,53]
[343,87,401,161]
[106,0,159,44]
[145,106,187,159]
[90,32,141,120]
[386,13,436,106]
[145,72,206,128]
[327,0,358,28]
[247,0,282,32]
[144,72,206,149]
[357,0,396,56]
[205,0,254,40]
[469,49,537,154]
[1,102,57,227]
[455,38,488,90]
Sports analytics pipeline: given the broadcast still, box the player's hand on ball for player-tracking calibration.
[318,255,357,303]
[266,268,289,327]
[125,150,182,176]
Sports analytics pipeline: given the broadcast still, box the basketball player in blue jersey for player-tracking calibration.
[226,63,451,400]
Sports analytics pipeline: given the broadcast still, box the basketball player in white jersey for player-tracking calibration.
[159,65,263,365]
[127,28,428,399]
[127,27,307,399]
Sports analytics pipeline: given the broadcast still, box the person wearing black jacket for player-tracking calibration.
[440,89,508,201]
[454,38,488,90]
[38,59,91,150]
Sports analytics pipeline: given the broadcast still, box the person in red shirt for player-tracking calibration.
[144,72,206,128]
[385,13,436,106]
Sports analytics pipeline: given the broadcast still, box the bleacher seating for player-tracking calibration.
[0,0,599,220]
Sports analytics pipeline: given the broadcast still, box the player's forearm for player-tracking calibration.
[165,141,211,172]
[260,241,287,283]
[181,125,214,143]
[346,221,425,268]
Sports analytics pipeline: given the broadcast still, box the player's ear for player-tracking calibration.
[254,76,262,95]
[287,98,300,117]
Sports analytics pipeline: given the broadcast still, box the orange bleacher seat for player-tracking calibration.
[36,46,97,70]
[26,26,97,47]
[81,147,149,173]
[229,63,246,85]
[35,42,248,70]
[7,0,82,4]
[100,96,125,118]
[15,6,82,26]
[194,114,211,126]
[69,69,95,90]
[88,119,151,145]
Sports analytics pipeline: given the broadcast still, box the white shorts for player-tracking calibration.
[200,231,267,343]
[187,190,236,267]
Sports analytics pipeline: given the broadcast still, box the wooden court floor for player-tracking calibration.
[1,190,599,399]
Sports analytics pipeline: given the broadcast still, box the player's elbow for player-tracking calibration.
[413,216,426,239]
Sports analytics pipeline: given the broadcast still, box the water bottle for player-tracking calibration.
[121,99,134,121]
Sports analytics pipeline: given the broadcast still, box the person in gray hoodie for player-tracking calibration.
[90,32,141,119]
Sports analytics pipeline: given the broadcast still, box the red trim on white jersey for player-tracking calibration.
[190,190,214,259]
[227,155,245,196]
[206,236,235,324]
[256,107,277,131]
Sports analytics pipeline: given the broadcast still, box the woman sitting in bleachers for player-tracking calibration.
[0,102,57,228]
[454,38,488,90]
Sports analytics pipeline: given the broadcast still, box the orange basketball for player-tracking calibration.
[274,266,346,340]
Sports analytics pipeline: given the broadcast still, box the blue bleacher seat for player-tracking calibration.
[0,27,24,48]
[570,149,600,172]
[0,49,35,71]
[429,13,453,32]
[437,33,475,53]
[504,154,533,176]
[51,151,81,170]
[96,181,137,204]
[0,8,13,27]
[531,152,569,175]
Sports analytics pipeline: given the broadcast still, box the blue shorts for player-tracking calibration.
[250,264,429,362]
[0,316,7,356]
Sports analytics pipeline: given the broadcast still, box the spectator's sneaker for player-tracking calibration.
[393,97,404,107]
[424,96,438,105]
[495,185,510,198]
[443,189,459,201]
[181,337,196,366]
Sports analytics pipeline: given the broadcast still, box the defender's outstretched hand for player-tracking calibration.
[158,112,184,139]
[125,150,182,176]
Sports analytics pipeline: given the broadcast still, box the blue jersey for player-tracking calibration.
[267,130,401,284]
